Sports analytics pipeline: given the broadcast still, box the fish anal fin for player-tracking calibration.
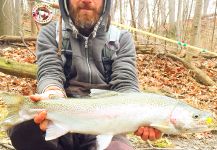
[45,121,69,141]
[96,134,113,150]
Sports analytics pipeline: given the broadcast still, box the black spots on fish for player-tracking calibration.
[73,103,102,113]
[73,105,84,111]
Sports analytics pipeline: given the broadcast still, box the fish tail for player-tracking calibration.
[0,91,25,130]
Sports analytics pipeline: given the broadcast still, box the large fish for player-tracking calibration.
[0,90,215,150]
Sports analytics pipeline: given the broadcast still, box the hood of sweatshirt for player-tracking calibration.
[58,0,111,37]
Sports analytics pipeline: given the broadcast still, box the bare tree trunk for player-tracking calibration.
[190,0,203,47]
[124,0,128,24]
[185,0,203,62]
[133,0,136,10]
[0,0,22,36]
[13,0,21,36]
[0,0,14,35]
[160,0,166,25]
[176,0,183,41]
[129,0,137,41]
[146,0,151,27]
[138,0,146,29]
[29,0,37,36]
[152,0,159,29]
[133,0,136,26]
[119,0,123,24]
[168,0,176,33]
[203,0,209,16]
[110,0,115,19]
[129,0,136,28]
[182,0,189,21]
[211,0,217,51]
[187,0,194,21]
[183,0,194,40]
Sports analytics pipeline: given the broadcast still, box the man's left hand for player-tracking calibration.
[134,127,161,141]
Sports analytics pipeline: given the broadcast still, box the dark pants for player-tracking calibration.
[9,120,134,150]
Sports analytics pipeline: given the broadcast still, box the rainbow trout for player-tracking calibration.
[0,90,215,150]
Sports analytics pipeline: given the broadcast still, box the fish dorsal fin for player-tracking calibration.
[96,134,113,150]
[90,89,119,98]
[45,121,69,141]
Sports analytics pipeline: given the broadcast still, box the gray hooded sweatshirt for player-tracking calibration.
[36,0,139,96]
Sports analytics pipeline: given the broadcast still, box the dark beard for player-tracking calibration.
[69,3,102,36]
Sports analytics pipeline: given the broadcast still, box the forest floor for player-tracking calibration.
[0,42,217,150]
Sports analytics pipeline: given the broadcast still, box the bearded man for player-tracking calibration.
[8,0,161,150]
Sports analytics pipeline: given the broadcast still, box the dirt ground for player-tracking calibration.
[129,131,217,150]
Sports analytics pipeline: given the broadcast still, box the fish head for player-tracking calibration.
[170,103,215,133]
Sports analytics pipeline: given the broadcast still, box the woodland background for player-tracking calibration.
[0,0,217,149]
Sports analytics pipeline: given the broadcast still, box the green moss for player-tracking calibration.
[151,138,174,148]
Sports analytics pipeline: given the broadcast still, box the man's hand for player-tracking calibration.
[134,126,161,141]
[30,94,49,131]
[30,86,66,131]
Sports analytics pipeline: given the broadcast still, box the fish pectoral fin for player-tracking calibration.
[150,123,170,132]
[45,121,69,141]
[96,134,113,150]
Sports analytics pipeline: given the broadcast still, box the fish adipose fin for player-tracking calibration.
[45,121,69,141]
[96,134,113,150]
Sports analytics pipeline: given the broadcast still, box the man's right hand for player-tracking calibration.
[30,94,49,131]
[30,86,66,131]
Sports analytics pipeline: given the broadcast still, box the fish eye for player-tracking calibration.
[192,114,199,119]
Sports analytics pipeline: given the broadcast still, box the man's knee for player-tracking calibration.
[8,120,60,150]
[106,135,134,150]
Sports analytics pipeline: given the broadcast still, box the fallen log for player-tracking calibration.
[0,35,37,42]
[0,57,37,79]
[0,52,216,86]
[166,53,216,86]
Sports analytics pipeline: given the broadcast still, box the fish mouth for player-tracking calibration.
[199,117,216,129]
[183,125,213,133]
[207,120,217,130]
[184,129,206,133]
[186,117,217,133]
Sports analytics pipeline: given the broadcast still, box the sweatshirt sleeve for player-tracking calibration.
[110,31,140,92]
[36,22,66,93]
